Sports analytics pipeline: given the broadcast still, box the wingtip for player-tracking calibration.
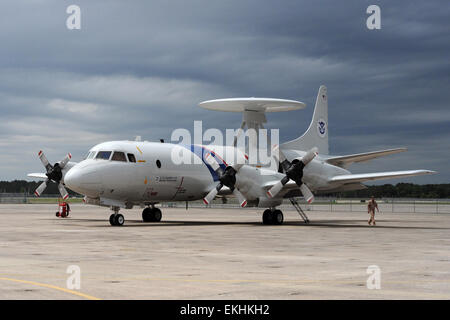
[419,169,437,175]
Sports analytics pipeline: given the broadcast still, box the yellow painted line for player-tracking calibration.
[136,146,143,154]
[0,277,101,300]
[138,160,146,163]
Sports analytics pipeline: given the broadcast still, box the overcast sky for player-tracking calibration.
[0,0,448,184]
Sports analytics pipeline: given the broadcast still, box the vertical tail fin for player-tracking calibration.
[281,85,329,155]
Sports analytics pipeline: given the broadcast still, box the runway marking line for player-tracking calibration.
[0,277,101,300]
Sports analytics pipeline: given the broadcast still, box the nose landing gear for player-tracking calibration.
[142,206,162,222]
[109,206,124,226]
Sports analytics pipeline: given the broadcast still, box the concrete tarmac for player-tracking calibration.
[0,204,449,299]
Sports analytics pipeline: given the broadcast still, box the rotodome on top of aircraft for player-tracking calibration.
[28,85,436,226]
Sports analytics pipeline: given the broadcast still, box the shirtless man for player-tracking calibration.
[368,196,379,226]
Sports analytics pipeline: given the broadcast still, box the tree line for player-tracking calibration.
[0,180,449,198]
[0,180,78,195]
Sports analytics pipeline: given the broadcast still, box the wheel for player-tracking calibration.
[114,214,125,226]
[142,208,152,222]
[262,209,272,225]
[272,210,284,225]
[152,208,162,222]
[142,208,162,222]
[56,212,60,217]
[109,214,116,226]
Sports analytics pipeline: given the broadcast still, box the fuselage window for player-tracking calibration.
[96,151,112,160]
[127,153,136,163]
[112,151,127,162]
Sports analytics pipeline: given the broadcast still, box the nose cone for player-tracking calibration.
[64,165,102,197]
[64,167,83,194]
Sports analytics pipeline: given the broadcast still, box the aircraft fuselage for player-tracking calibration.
[63,140,351,208]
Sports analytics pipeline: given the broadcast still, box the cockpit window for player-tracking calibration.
[96,151,112,160]
[87,151,96,159]
[111,151,127,162]
[127,153,136,163]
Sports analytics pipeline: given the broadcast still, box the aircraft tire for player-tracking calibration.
[114,214,125,226]
[142,208,162,222]
[272,210,284,225]
[152,208,162,222]
[142,208,152,222]
[109,214,116,226]
[262,209,272,225]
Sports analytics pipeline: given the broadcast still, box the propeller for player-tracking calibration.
[267,146,318,203]
[34,150,71,200]
[203,152,247,207]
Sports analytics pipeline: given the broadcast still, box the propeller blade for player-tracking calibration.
[58,183,69,200]
[59,153,72,169]
[272,144,287,163]
[301,147,318,166]
[300,183,314,203]
[38,150,52,171]
[203,183,222,205]
[204,152,220,172]
[34,180,48,197]
[233,188,247,207]
[266,176,290,198]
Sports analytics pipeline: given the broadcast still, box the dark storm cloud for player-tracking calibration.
[0,0,448,183]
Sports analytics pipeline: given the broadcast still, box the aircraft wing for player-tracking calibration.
[325,148,407,167]
[27,173,48,180]
[329,170,436,184]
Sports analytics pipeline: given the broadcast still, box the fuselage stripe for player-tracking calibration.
[180,145,227,182]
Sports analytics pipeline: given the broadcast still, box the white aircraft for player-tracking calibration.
[28,86,435,226]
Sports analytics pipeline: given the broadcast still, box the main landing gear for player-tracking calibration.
[108,206,163,226]
[262,209,284,225]
[142,206,162,222]
[109,206,125,226]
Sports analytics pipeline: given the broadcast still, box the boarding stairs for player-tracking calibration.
[289,197,310,223]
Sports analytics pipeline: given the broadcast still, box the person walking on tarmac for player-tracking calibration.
[368,196,379,226]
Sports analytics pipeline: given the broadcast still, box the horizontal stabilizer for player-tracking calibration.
[325,148,407,167]
[330,170,436,184]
